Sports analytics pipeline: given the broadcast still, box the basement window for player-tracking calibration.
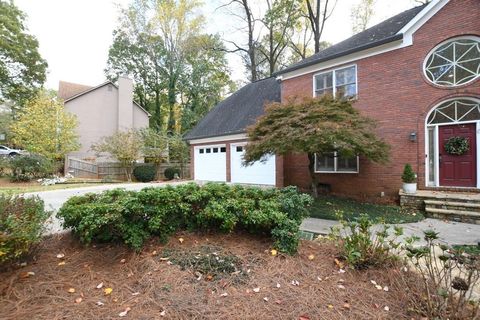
[314,152,359,173]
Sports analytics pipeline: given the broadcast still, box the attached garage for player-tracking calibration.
[194,145,227,182]
[230,144,276,185]
[184,77,281,187]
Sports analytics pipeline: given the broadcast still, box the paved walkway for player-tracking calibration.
[27,181,189,235]
[300,217,480,246]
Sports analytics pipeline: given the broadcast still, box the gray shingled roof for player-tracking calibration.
[184,77,280,140]
[276,4,427,75]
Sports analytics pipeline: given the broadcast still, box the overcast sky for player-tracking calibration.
[15,0,418,89]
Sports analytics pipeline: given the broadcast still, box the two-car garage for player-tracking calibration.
[193,143,276,186]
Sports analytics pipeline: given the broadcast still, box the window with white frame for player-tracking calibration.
[315,152,359,173]
[424,36,480,87]
[314,65,357,99]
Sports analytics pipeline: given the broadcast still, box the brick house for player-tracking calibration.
[185,0,480,201]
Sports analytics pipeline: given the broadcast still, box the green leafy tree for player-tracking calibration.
[167,134,189,178]
[0,0,47,107]
[10,90,79,161]
[91,129,144,181]
[179,34,234,131]
[243,96,390,197]
[106,0,232,132]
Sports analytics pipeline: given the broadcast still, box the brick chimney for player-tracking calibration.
[118,76,134,130]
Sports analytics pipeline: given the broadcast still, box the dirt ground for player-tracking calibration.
[0,232,424,320]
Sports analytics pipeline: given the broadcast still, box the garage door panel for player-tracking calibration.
[230,145,275,185]
[194,145,226,182]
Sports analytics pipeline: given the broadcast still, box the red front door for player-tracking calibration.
[439,123,477,187]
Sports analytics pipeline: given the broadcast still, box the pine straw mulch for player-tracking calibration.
[0,232,423,320]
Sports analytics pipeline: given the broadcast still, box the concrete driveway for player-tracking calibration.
[26,181,190,235]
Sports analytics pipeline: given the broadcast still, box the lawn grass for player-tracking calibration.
[309,194,424,224]
[0,177,118,195]
[452,244,480,256]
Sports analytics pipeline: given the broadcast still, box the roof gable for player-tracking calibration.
[58,81,92,100]
[276,3,429,76]
[60,80,150,116]
[184,77,281,141]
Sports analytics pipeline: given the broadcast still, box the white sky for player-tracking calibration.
[15,0,418,90]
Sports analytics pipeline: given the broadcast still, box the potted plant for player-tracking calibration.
[402,164,417,194]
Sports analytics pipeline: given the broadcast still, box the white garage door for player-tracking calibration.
[230,143,276,185]
[194,145,227,182]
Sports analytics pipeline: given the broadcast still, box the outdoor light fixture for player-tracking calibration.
[409,132,417,142]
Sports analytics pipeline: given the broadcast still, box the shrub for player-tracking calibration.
[402,163,416,183]
[0,195,49,264]
[9,154,54,182]
[133,164,157,182]
[330,213,404,269]
[57,183,313,254]
[0,156,9,177]
[404,231,480,319]
[164,167,180,180]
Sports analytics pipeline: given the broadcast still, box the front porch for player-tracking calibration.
[400,189,480,224]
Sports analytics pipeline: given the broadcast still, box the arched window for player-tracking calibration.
[427,98,480,125]
[424,36,480,87]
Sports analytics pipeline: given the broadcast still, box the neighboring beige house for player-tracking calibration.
[58,77,150,161]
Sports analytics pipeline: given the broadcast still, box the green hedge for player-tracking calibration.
[133,164,157,182]
[0,195,49,263]
[57,183,313,254]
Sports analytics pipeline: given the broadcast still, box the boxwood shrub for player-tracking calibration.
[133,164,157,182]
[57,183,313,254]
[164,167,180,180]
[0,195,49,264]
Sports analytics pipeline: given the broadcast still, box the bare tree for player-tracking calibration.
[304,0,337,53]
[351,0,375,33]
[219,0,260,81]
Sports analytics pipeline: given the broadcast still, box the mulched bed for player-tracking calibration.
[0,232,422,319]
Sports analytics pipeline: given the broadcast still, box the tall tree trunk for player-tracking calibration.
[243,0,257,81]
[307,153,319,197]
[167,75,176,133]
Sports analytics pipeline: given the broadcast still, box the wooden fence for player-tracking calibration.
[66,157,190,181]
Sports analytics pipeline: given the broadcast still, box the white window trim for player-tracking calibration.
[312,64,358,99]
[424,97,480,189]
[314,152,359,174]
[422,35,480,88]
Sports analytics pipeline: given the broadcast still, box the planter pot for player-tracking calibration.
[402,182,417,194]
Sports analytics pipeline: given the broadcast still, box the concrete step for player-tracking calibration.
[425,207,480,224]
[424,199,480,213]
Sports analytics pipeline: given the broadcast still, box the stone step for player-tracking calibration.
[424,199,480,213]
[425,207,480,224]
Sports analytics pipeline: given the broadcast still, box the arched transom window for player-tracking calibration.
[424,36,480,87]
[427,98,480,125]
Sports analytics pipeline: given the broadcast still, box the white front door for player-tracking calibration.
[230,144,276,185]
[194,145,227,182]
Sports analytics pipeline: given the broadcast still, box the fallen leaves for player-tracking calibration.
[253,287,260,293]
[96,282,104,289]
[270,249,278,256]
[291,280,300,286]
[19,271,35,279]
[68,288,76,293]
[119,307,131,317]
[56,253,65,259]
[104,287,113,295]
[178,237,184,244]
[58,261,66,266]
[75,297,83,304]
[308,254,315,261]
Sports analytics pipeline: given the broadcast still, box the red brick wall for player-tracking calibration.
[282,0,480,201]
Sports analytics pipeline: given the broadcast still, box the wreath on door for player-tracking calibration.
[444,136,470,155]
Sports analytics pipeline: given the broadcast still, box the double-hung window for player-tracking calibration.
[314,65,357,99]
[315,152,359,173]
